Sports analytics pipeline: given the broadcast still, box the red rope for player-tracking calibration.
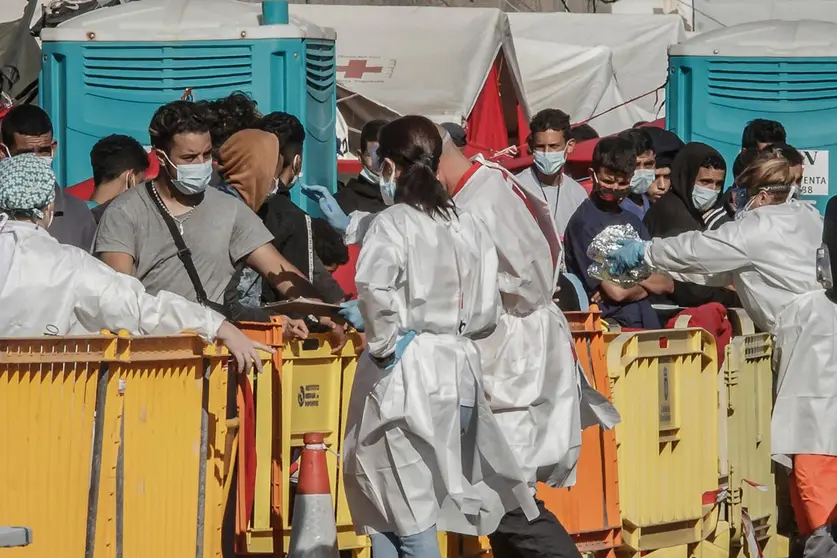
[577,84,665,126]
[468,81,666,161]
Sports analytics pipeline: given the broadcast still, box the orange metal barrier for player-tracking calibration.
[448,309,620,558]
[537,310,621,556]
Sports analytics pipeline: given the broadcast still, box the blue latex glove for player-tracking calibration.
[386,331,417,370]
[338,300,365,332]
[606,239,648,276]
[300,183,350,233]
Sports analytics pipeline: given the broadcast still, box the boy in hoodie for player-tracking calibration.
[643,143,740,308]
[564,137,673,328]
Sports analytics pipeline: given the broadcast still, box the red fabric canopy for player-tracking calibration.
[465,58,508,156]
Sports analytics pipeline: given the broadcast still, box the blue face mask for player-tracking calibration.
[378,160,396,206]
[161,151,212,196]
[533,150,566,177]
[379,175,396,206]
[691,184,719,212]
[630,169,655,195]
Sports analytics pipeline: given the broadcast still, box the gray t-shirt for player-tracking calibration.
[515,167,589,237]
[95,183,273,304]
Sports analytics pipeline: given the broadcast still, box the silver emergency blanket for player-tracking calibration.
[586,224,651,287]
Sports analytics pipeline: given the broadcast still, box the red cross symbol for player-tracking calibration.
[338,59,384,79]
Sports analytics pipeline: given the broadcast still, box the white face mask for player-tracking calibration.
[161,151,212,195]
[287,156,302,189]
[360,166,379,185]
[269,176,281,197]
[378,161,396,206]
[630,169,655,195]
[691,184,719,212]
[533,150,566,177]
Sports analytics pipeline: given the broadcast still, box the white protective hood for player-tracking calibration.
[508,13,685,136]
[289,5,527,143]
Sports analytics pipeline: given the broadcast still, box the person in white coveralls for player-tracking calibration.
[608,152,837,558]
[305,120,619,558]
[338,115,536,558]
[0,153,267,374]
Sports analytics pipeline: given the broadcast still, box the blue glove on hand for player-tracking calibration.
[338,300,365,332]
[606,239,648,276]
[300,184,350,233]
[385,331,417,370]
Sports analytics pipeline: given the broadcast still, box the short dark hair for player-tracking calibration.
[528,109,572,146]
[700,152,727,172]
[592,136,636,177]
[1,104,53,146]
[570,123,599,142]
[312,218,349,268]
[378,115,455,220]
[763,142,804,166]
[91,134,150,187]
[741,118,786,150]
[617,128,654,157]
[205,92,261,153]
[732,148,760,183]
[360,119,388,154]
[148,100,211,152]
[259,112,305,170]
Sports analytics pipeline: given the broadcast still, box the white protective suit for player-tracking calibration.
[642,201,831,467]
[0,217,223,339]
[456,156,618,489]
[342,204,537,538]
[343,158,618,497]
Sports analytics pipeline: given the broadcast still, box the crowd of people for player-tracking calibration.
[0,93,833,558]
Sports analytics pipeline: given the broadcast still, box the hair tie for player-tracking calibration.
[414,152,435,168]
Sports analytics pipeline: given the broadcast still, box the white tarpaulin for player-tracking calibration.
[692,0,837,32]
[508,13,685,136]
[1,0,42,103]
[289,4,527,142]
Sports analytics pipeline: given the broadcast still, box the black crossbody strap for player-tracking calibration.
[145,181,211,306]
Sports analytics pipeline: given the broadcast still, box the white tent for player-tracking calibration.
[508,13,685,136]
[691,0,837,32]
[289,4,528,152]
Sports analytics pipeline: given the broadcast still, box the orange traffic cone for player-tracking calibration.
[287,433,338,558]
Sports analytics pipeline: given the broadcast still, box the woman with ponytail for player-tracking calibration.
[342,115,536,558]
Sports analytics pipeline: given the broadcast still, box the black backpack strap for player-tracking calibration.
[145,181,215,308]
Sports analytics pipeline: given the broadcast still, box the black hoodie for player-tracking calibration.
[643,142,741,309]
[335,173,387,214]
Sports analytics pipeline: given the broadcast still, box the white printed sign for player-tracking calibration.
[800,149,829,197]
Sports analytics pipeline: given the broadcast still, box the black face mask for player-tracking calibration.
[592,174,629,204]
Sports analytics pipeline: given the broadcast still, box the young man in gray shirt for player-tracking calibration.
[95,100,343,341]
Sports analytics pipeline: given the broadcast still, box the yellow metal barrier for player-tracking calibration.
[113,335,229,558]
[0,335,117,558]
[723,311,776,558]
[239,330,369,556]
[0,333,233,558]
[606,328,720,553]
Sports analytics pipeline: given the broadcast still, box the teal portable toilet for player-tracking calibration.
[667,20,837,212]
[38,0,337,215]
